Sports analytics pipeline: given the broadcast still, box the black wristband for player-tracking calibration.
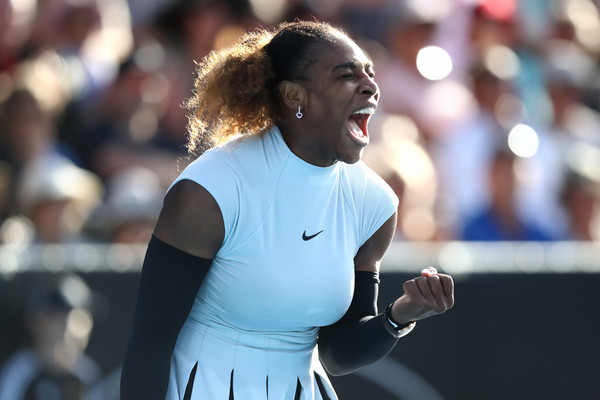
[382,303,416,338]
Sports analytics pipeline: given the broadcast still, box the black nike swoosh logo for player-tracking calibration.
[302,230,323,241]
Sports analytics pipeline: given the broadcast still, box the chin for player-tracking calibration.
[339,148,365,164]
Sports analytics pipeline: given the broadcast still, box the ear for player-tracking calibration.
[279,80,306,110]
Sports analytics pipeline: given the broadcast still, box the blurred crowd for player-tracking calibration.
[1,1,600,398]
[1,0,600,247]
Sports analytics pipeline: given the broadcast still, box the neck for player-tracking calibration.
[277,121,337,167]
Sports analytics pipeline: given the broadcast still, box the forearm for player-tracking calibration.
[120,236,212,400]
[318,314,398,376]
[317,271,414,376]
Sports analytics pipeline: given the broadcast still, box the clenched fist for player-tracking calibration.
[390,267,455,324]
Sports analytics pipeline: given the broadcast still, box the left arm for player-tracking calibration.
[317,212,454,376]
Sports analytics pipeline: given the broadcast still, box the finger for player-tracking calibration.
[402,279,425,302]
[438,274,455,307]
[415,276,434,300]
[421,266,438,277]
[423,275,451,313]
[426,275,445,302]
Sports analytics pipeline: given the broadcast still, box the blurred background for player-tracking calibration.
[0,0,599,399]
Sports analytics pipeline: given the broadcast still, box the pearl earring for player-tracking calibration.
[296,106,303,119]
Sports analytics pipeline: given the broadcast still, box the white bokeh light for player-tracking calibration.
[484,45,521,80]
[416,46,453,81]
[508,124,539,158]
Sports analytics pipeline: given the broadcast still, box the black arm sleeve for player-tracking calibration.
[120,236,212,400]
[317,271,401,376]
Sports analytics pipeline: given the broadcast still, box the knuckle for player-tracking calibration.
[445,276,455,287]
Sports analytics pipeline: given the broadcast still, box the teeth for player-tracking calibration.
[353,107,376,115]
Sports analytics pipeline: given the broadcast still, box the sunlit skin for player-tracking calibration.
[154,29,453,329]
[122,23,455,399]
[277,35,379,167]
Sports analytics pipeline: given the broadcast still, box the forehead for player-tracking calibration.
[309,36,372,71]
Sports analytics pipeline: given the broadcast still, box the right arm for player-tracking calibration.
[120,179,224,400]
[318,213,454,375]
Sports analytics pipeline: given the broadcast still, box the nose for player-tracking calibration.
[360,75,379,99]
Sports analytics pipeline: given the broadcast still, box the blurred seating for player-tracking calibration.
[0,0,599,244]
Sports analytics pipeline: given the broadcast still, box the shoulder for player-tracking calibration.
[154,179,224,258]
[346,161,393,187]
[183,135,255,171]
[344,161,398,205]
[175,131,277,186]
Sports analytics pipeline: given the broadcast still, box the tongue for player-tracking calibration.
[347,118,364,138]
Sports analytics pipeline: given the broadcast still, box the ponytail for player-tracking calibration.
[185,30,276,155]
[184,21,347,156]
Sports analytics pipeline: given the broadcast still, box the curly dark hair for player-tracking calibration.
[184,20,348,155]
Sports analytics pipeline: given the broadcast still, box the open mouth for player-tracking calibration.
[346,106,375,146]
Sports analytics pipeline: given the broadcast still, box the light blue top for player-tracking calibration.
[167,126,398,399]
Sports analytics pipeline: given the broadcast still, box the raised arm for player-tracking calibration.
[120,180,224,400]
[318,211,454,376]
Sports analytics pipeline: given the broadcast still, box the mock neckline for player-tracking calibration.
[270,126,340,174]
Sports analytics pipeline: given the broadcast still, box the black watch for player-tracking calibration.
[382,303,416,338]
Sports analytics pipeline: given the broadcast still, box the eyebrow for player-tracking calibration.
[332,60,374,72]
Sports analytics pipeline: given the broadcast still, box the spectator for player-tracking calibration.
[0,88,84,227]
[375,2,453,140]
[15,152,103,244]
[520,38,600,238]
[87,166,163,244]
[17,0,132,101]
[432,61,517,235]
[461,148,556,241]
[0,273,103,400]
[559,168,600,241]
[363,114,444,241]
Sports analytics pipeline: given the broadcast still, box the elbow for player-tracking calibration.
[318,346,359,376]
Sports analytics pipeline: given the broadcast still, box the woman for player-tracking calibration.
[121,21,454,400]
